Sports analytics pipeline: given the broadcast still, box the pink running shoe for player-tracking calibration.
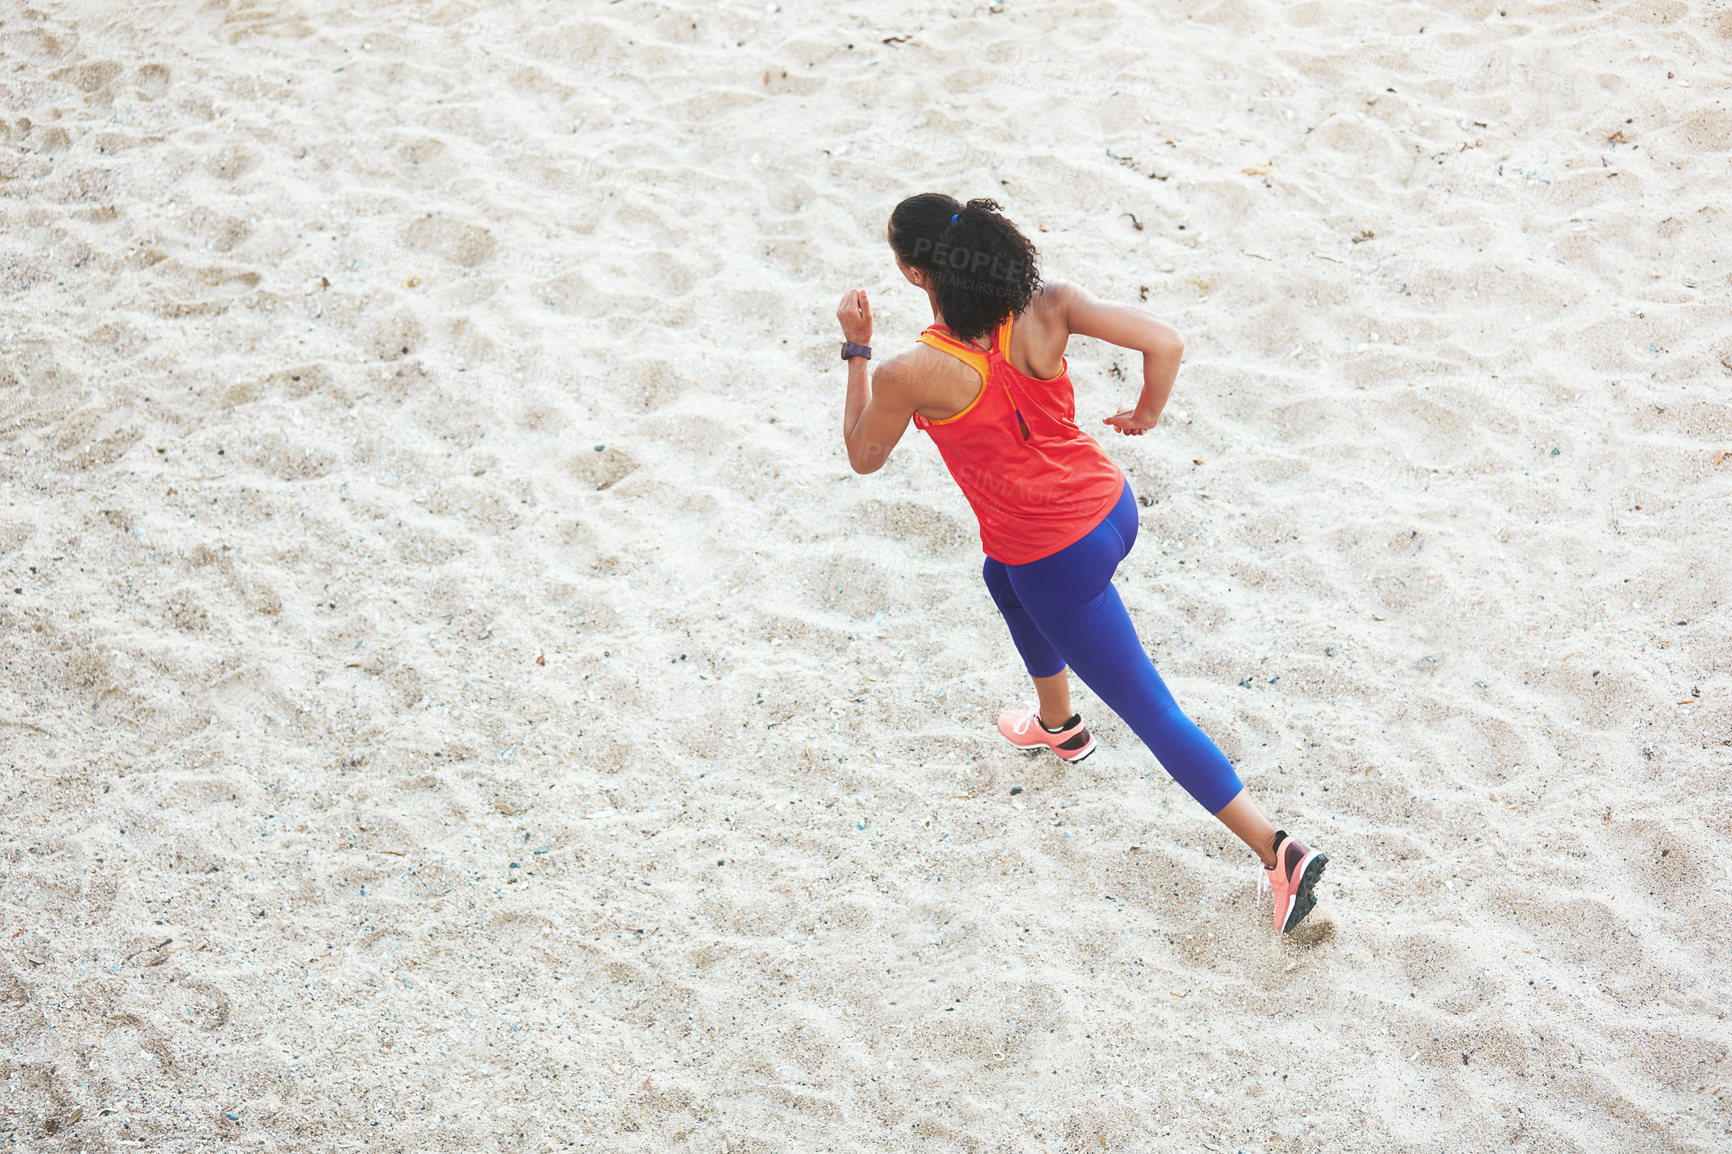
[996,708,1096,762]
[1260,831,1327,933]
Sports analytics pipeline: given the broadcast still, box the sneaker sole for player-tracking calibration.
[1004,736,1096,762]
[1281,852,1328,934]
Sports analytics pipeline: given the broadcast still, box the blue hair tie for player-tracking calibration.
[950,213,959,223]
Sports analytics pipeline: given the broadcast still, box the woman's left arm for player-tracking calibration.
[1051,281,1184,436]
[838,289,917,474]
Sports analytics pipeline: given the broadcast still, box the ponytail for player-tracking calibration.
[888,194,1042,343]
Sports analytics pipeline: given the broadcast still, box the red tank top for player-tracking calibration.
[912,313,1125,565]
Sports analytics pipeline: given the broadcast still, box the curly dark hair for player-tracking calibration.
[888,193,1041,344]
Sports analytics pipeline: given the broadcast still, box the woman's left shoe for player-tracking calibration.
[1259,831,1328,934]
[996,708,1096,762]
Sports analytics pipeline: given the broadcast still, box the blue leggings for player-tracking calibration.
[982,482,1245,814]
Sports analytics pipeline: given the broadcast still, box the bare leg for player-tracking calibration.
[1214,788,1279,867]
[1032,669,1073,728]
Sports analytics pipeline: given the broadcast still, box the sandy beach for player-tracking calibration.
[3,0,1730,1150]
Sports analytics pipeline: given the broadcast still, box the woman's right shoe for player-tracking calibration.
[996,708,1096,762]
[1259,831,1328,934]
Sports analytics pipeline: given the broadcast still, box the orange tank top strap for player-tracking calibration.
[917,317,1022,434]
[916,325,990,385]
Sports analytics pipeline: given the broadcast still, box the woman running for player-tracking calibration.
[834,193,1327,933]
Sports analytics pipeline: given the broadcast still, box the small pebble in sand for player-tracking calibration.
[1010,786,1023,795]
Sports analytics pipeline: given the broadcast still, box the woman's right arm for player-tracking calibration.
[837,288,921,474]
[842,358,920,474]
[1050,281,1185,436]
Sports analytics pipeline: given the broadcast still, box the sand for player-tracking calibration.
[3,0,1730,1150]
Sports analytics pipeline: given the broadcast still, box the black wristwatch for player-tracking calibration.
[841,341,871,362]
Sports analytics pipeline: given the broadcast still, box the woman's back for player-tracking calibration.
[910,305,1124,565]
[900,284,1071,424]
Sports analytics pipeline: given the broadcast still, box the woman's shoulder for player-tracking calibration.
[876,340,964,390]
[1029,279,1087,319]
[881,339,954,373]
[878,339,987,418]
[1016,281,1088,352]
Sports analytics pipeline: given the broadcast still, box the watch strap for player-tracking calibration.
[841,341,871,362]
